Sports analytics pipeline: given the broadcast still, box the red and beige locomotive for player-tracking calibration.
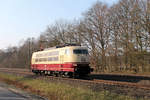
[31,44,93,77]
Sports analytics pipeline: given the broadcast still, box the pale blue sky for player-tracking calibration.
[0,0,118,49]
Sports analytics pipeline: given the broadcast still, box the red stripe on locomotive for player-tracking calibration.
[31,63,74,72]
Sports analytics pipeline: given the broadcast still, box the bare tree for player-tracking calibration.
[79,1,110,72]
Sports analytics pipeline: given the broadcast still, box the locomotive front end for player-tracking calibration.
[67,47,93,76]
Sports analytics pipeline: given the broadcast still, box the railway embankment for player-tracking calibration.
[0,69,150,100]
[0,72,148,100]
[91,73,150,86]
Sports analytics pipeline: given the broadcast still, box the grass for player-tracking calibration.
[0,72,147,100]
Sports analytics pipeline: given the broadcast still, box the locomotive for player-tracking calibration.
[31,44,93,77]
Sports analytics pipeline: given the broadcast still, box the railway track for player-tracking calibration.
[0,68,150,99]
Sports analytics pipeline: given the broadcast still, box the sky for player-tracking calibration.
[0,0,118,49]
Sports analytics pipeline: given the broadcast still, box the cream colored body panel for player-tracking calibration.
[31,46,89,65]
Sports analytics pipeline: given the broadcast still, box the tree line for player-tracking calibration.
[0,0,150,73]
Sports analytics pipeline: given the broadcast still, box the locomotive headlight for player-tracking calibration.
[73,64,77,66]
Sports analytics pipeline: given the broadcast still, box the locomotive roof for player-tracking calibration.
[44,43,81,51]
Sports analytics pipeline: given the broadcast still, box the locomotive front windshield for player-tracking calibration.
[73,49,88,54]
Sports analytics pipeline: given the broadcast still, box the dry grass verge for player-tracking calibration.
[0,72,147,100]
